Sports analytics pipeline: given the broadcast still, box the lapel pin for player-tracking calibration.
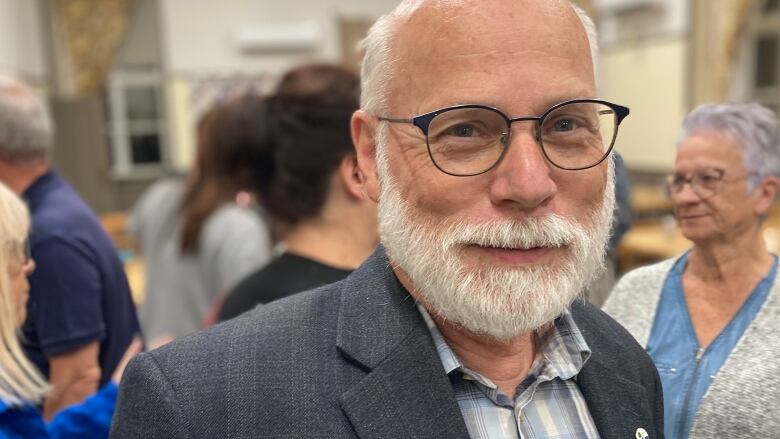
[635,427,649,439]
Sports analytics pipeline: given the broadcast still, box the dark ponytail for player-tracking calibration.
[256,64,360,225]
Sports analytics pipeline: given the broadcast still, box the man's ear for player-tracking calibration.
[338,154,365,200]
[351,109,381,202]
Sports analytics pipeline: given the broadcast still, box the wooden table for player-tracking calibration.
[124,257,145,306]
[99,211,145,305]
[617,220,691,272]
[631,185,673,218]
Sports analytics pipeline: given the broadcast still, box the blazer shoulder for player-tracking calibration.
[112,351,187,438]
[148,280,344,376]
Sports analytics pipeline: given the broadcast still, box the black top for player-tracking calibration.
[218,252,352,321]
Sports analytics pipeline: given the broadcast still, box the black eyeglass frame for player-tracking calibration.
[377,99,630,176]
[3,238,32,270]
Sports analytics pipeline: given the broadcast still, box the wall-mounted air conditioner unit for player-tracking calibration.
[234,20,321,53]
[598,0,658,15]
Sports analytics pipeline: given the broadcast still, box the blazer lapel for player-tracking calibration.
[336,248,470,438]
[572,300,662,439]
[578,358,655,439]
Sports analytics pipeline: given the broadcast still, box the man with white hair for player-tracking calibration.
[112,1,663,437]
[0,77,140,419]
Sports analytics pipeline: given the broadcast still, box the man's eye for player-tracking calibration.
[553,118,575,131]
[447,124,477,137]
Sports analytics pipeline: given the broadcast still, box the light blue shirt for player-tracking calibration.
[647,252,778,439]
[417,304,600,439]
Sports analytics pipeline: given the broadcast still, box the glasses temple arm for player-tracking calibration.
[377,117,414,123]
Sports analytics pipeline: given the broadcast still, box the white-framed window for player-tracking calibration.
[747,0,780,114]
[107,69,168,177]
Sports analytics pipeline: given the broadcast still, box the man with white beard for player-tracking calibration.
[111,1,664,438]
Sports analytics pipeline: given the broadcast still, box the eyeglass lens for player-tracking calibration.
[425,102,617,176]
[667,170,723,199]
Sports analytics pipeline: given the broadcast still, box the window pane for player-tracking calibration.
[130,134,161,164]
[126,87,159,120]
[765,0,779,12]
[755,36,778,87]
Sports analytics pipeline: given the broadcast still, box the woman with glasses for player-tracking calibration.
[0,182,141,438]
[604,102,780,438]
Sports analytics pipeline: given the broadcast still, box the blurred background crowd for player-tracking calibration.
[1,0,777,293]
[0,0,779,437]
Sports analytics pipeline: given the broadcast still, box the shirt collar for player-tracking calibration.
[21,169,56,207]
[416,302,591,384]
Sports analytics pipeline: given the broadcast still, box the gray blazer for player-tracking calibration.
[111,248,664,438]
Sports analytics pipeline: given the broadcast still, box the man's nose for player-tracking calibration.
[488,123,556,210]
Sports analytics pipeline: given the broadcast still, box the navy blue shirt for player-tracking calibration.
[21,171,140,386]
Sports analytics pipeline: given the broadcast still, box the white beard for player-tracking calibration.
[375,128,616,342]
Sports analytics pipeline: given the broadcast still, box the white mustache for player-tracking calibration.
[441,215,583,251]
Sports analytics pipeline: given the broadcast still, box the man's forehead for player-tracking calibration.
[383,0,592,114]
[388,0,588,71]
[391,0,577,35]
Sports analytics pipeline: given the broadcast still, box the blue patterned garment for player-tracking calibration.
[646,252,778,439]
[417,304,600,439]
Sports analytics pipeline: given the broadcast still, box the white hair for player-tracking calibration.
[0,76,53,163]
[374,127,615,341]
[364,1,613,340]
[679,102,780,191]
[359,0,600,116]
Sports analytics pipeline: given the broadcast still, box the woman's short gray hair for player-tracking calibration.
[0,76,53,163]
[358,1,600,116]
[679,102,780,187]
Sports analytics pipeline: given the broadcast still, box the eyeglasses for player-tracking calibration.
[666,168,755,200]
[377,99,630,176]
[22,238,31,266]
[4,238,31,270]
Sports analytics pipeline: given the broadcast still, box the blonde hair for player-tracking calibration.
[0,182,49,406]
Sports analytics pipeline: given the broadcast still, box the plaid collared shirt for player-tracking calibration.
[417,304,600,439]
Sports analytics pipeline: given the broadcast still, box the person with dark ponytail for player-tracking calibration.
[218,64,378,321]
[130,98,272,345]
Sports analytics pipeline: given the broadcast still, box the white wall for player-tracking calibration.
[600,38,687,172]
[0,0,47,84]
[158,0,399,75]
[157,0,399,169]
[598,0,689,47]
[117,0,163,68]
[596,0,689,172]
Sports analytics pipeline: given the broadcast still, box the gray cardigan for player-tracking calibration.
[604,256,780,437]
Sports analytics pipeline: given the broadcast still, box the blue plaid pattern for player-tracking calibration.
[418,304,600,439]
